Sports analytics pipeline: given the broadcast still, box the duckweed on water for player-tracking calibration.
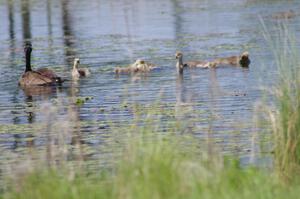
[75,96,94,106]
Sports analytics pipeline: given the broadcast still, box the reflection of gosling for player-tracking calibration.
[175,51,216,74]
[72,58,90,78]
[114,59,156,74]
[213,52,250,67]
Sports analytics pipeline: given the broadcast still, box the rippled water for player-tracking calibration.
[0,0,300,166]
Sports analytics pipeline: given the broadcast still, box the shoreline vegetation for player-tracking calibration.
[2,24,300,198]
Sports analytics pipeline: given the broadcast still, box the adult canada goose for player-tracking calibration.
[72,58,90,79]
[175,51,216,74]
[114,59,156,74]
[19,44,64,87]
[213,52,250,67]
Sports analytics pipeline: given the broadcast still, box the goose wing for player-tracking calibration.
[78,68,90,76]
[36,68,58,79]
[37,68,64,83]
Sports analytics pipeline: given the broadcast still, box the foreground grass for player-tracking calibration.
[2,152,299,199]
[2,132,300,199]
[262,22,300,180]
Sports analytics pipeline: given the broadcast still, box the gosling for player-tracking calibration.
[72,58,90,79]
[213,52,250,67]
[114,59,156,74]
[175,51,216,74]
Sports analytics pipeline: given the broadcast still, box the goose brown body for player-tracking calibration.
[37,68,64,83]
[37,68,59,79]
[19,71,54,86]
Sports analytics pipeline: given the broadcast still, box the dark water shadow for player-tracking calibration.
[46,0,56,63]
[7,0,15,49]
[21,0,31,43]
[62,0,77,64]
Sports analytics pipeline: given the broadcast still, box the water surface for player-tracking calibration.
[1,0,300,168]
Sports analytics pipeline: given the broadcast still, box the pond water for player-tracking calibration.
[0,0,300,169]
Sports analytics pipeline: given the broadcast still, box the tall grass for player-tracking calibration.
[2,130,296,199]
[261,21,300,180]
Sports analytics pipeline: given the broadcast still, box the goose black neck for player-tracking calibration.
[25,48,32,72]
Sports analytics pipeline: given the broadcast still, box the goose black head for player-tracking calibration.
[24,43,32,54]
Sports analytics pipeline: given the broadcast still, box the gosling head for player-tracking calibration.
[133,59,146,71]
[209,61,217,68]
[175,51,183,59]
[114,67,120,74]
[135,59,145,65]
[73,58,80,70]
[241,51,249,59]
[74,58,80,65]
[239,52,250,67]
